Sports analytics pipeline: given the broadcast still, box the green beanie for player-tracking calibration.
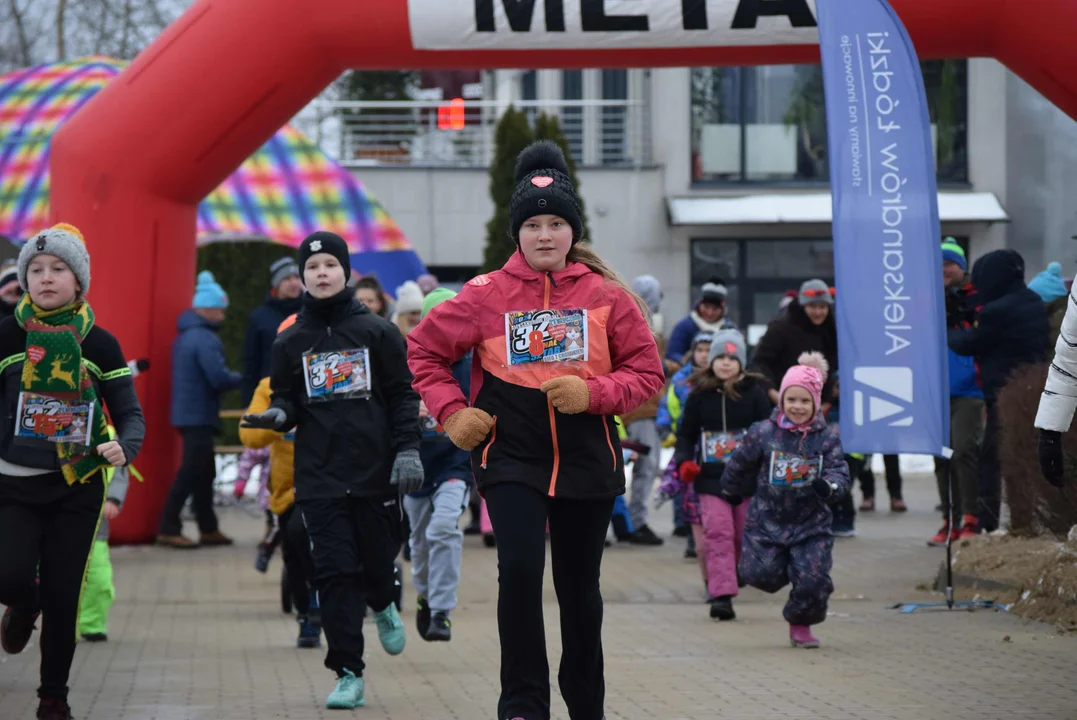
[941,238,966,271]
[421,287,457,319]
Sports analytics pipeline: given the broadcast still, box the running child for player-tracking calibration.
[665,328,772,621]
[407,140,664,720]
[720,352,849,648]
[242,231,423,710]
[406,288,472,643]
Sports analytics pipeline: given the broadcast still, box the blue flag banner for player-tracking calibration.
[817,0,949,455]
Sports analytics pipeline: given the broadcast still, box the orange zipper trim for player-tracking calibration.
[543,273,561,496]
[480,415,498,469]
[603,419,617,471]
[547,398,560,496]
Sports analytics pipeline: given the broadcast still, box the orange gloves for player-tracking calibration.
[443,408,495,451]
[540,376,591,415]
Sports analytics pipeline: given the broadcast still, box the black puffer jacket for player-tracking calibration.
[948,249,1049,402]
[268,289,420,500]
[751,301,839,400]
[673,375,773,496]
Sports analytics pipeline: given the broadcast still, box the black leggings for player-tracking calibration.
[0,472,103,701]
[484,482,614,720]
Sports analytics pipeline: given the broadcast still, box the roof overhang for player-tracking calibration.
[667,192,1009,226]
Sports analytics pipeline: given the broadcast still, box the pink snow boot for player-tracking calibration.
[789,624,820,649]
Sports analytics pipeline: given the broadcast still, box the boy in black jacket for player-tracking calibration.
[242,231,423,710]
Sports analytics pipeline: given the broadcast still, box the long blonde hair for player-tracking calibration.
[567,242,650,319]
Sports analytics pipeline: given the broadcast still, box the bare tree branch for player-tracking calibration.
[7,0,33,66]
[56,0,67,61]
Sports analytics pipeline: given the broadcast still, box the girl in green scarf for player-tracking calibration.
[0,224,145,720]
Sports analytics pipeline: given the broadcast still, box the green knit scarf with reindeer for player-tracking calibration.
[14,295,110,485]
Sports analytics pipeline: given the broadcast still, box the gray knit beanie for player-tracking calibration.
[708,328,747,368]
[18,223,91,296]
[798,278,833,306]
[270,256,300,290]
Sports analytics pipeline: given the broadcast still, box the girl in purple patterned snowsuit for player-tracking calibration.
[720,352,849,648]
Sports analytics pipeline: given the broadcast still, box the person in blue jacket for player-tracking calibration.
[930,241,985,546]
[666,279,736,367]
[158,271,242,548]
[241,257,304,405]
[405,288,472,643]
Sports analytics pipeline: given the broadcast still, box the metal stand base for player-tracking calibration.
[889,599,1005,614]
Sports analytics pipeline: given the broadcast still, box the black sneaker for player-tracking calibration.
[672,525,690,538]
[684,546,697,559]
[296,615,322,648]
[416,596,431,641]
[80,633,108,642]
[254,542,273,573]
[709,596,736,621]
[463,520,482,536]
[629,525,664,546]
[427,611,451,642]
[36,697,72,720]
[1,607,39,655]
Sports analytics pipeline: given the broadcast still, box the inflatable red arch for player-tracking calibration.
[53,0,1076,543]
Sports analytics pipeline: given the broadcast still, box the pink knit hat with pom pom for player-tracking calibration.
[779,352,829,414]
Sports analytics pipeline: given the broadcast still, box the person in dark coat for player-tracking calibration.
[949,248,1049,532]
[242,257,304,404]
[242,231,422,710]
[666,278,737,367]
[0,261,20,320]
[158,271,242,548]
[751,279,838,404]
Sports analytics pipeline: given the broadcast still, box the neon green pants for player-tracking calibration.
[78,540,115,636]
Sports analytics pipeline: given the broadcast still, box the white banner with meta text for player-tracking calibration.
[408,0,821,51]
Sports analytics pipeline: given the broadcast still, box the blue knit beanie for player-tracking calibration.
[192,270,229,309]
[941,238,967,272]
[1028,261,1068,303]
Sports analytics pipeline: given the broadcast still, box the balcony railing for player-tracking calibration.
[293,99,651,169]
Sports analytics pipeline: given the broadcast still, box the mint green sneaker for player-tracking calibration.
[373,603,406,655]
[326,670,365,709]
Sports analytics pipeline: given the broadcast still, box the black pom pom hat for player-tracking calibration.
[508,140,584,245]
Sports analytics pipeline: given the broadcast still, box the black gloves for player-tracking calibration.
[720,490,743,507]
[812,477,836,499]
[1039,429,1066,488]
[241,408,287,430]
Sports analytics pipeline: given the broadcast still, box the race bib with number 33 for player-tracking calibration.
[505,309,588,365]
[302,348,372,402]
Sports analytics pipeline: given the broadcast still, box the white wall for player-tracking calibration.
[1005,71,1077,272]
[351,165,674,297]
[965,59,1009,262]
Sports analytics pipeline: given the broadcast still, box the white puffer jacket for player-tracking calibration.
[1035,290,1077,431]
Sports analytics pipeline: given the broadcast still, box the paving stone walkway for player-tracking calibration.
[2,473,1075,719]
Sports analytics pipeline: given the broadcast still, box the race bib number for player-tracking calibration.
[14,392,96,448]
[700,430,744,464]
[302,348,371,402]
[421,415,446,439]
[768,451,823,488]
[505,309,588,365]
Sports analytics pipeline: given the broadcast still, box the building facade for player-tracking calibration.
[332,60,1075,327]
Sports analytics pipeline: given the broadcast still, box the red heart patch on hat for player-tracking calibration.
[548,324,567,342]
[27,345,46,364]
[531,176,554,188]
[725,342,738,355]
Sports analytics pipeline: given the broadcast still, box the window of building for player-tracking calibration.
[690,60,968,185]
[562,70,584,162]
[601,69,628,165]
[691,238,837,327]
